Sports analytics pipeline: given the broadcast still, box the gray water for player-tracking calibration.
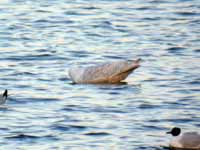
[0,0,200,149]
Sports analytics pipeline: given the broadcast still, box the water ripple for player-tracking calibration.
[0,0,199,149]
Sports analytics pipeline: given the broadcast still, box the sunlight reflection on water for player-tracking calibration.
[0,0,200,149]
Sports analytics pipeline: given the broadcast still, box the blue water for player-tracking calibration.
[0,0,200,149]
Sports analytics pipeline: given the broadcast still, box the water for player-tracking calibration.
[0,0,199,149]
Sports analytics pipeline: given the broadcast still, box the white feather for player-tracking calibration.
[170,132,200,149]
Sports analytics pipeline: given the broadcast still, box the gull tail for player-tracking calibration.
[0,89,8,104]
[3,89,8,99]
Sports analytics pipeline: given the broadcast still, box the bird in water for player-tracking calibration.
[167,127,200,150]
[68,58,141,84]
[0,89,8,105]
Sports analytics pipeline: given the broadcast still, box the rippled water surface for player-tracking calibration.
[0,0,200,149]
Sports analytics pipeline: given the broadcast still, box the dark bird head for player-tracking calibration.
[3,89,8,99]
[166,127,181,136]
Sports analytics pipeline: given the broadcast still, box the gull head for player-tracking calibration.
[167,127,181,136]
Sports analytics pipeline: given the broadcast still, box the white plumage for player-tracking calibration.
[171,132,200,149]
[68,58,141,84]
[167,127,200,149]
